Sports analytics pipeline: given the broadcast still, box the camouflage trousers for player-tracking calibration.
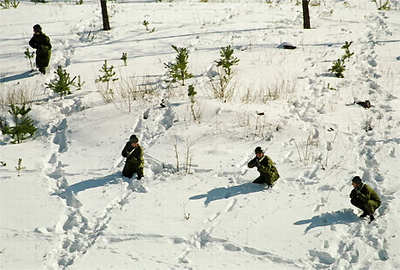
[122,164,144,180]
[252,173,279,185]
[351,198,381,215]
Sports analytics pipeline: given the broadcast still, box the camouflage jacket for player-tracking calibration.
[29,33,52,56]
[121,142,144,168]
[248,155,279,179]
[350,183,381,203]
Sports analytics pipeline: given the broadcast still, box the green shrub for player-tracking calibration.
[329,59,346,78]
[188,84,197,121]
[121,52,128,66]
[15,158,26,177]
[210,45,239,102]
[0,0,20,9]
[142,20,155,33]
[372,0,390,10]
[24,48,35,71]
[341,41,354,62]
[95,60,119,93]
[215,45,239,77]
[1,104,37,144]
[329,41,353,78]
[46,66,79,97]
[164,45,193,86]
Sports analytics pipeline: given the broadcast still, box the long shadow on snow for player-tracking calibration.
[56,172,128,207]
[189,182,265,206]
[65,172,126,194]
[294,209,359,234]
[0,70,37,83]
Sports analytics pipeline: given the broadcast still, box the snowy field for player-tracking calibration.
[1,0,399,269]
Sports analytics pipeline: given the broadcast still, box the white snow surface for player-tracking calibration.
[1,0,400,269]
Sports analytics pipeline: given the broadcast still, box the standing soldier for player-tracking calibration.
[121,135,144,180]
[29,24,52,74]
[247,146,280,188]
[350,176,381,223]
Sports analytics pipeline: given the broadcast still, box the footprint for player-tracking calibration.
[225,198,237,212]
[205,212,221,223]
[373,171,385,182]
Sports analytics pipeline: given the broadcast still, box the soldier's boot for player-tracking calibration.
[369,215,375,223]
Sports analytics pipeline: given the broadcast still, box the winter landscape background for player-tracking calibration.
[1,0,399,269]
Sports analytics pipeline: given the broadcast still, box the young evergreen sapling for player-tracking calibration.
[46,66,77,97]
[164,45,193,86]
[215,45,239,78]
[15,158,26,177]
[24,48,35,71]
[121,52,128,66]
[95,60,119,92]
[188,84,197,121]
[210,45,240,102]
[1,104,37,144]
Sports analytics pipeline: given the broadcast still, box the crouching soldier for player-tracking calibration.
[247,146,279,188]
[121,135,144,180]
[350,176,381,223]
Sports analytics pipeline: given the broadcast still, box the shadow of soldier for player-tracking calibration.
[293,209,359,234]
[189,182,266,206]
[0,71,37,83]
[54,172,128,207]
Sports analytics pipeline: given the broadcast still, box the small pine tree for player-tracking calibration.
[164,45,193,86]
[329,41,353,78]
[121,52,128,66]
[75,75,85,90]
[142,20,155,33]
[142,20,149,31]
[188,84,197,121]
[329,59,346,78]
[1,104,37,144]
[341,41,354,62]
[24,48,35,71]
[0,0,20,9]
[95,60,119,92]
[372,0,390,10]
[46,66,77,97]
[210,45,240,102]
[15,158,26,177]
[215,45,239,77]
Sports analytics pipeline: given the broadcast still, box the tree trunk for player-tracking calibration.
[100,0,111,31]
[302,0,311,29]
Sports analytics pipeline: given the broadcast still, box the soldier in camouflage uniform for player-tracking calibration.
[121,135,144,180]
[248,146,280,187]
[350,176,381,223]
[29,24,52,74]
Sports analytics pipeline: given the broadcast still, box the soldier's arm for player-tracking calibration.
[121,144,128,157]
[29,37,37,49]
[350,189,357,199]
[44,36,52,50]
[357,187,370,202]
[247,157,257,168]
[258,157,273,172]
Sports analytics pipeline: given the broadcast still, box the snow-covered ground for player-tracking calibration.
[1,0,399,269]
